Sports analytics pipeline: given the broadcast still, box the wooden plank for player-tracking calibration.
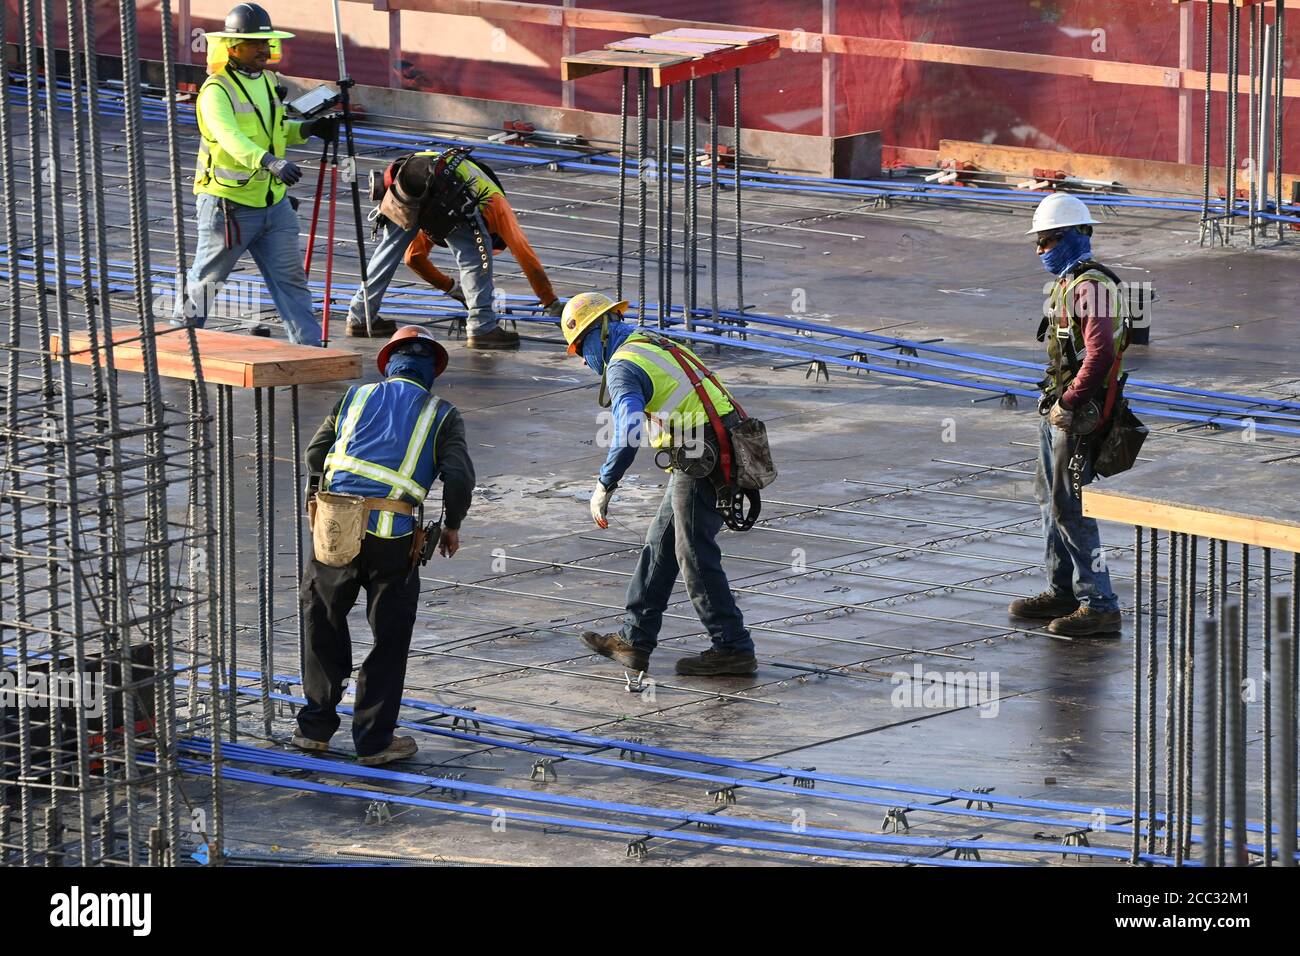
[384,0,1300,98]
[649,36,779,86]
[1084,489,1300,553]
[561,49,691,82]
[938,139,1299,198]
[49,328,361,389]
[653,28,775,47]
[606,37,727,58]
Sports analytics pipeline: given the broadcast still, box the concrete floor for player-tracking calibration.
[8,97,1300,866]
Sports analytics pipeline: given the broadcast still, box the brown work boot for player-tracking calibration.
[291,732,331,753]
[345,317,398,338]
[356,736,418,766]
[465,327,520,350]
[580,632,650,673]
[675,647,758,677]
[1047,606,1122,638]
[1009,590,1080,620]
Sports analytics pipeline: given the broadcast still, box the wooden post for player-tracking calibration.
[562,0,575,108]
[1179,0,1194,164]
[821,0,836,139]
[178,0,192,65]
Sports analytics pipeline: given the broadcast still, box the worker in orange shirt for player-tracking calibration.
[402,191,561,318]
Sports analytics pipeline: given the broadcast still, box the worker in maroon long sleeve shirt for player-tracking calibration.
[1009,193,1130,638]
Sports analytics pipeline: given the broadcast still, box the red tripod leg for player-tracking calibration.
[321,139,339,347]
[304,137,330,276]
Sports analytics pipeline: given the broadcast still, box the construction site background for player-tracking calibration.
[5,0,1296,171]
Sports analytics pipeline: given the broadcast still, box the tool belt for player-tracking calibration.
[375,148,491,246]
[308,492,414,567]
[646,336,777,531]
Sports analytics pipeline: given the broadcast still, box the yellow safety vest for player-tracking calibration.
[1045,266,1129,400]
[194,67,302,207]
[608,334,734,448]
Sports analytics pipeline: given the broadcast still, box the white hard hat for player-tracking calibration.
[1026,192,1098,235]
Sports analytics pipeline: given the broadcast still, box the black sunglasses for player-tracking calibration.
[1035,228,1069,249]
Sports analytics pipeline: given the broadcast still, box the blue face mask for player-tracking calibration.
[1039,228,1092,275]
[385,350,436,389]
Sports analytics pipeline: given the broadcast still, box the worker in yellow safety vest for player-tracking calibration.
[174,3,336,346]
[560,293,759,678]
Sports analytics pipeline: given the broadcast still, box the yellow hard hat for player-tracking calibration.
[561,292,626,355]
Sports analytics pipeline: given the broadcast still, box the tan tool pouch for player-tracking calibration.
[309,493,413,566]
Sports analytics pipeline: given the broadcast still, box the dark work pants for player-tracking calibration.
[297,533,420,757]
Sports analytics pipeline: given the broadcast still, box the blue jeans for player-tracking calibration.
[178,193,322,346]
[1035,416,1119,612]
[621,472,754,654]
[347,215,498,336]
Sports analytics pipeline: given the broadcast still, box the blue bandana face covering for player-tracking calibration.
[1039,228,1092,275]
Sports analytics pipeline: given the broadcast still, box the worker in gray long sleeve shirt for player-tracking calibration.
[295,326,475,766]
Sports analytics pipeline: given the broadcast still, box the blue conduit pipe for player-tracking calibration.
[182,737,1160,864]
[13,78,1300,223]
[191,668,1290,852]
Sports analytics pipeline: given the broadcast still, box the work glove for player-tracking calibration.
[261,154,302,186]
[302,114,339,143]
[590,479,614,530]
[542,299,565,317]
[1048,399,1074,432]
[445,279,467,306]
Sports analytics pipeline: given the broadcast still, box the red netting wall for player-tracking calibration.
[12,0,1299,170]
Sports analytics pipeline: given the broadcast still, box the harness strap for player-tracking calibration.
[647,336,735,486]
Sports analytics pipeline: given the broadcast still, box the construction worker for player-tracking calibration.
[176,3,335,346]
[561,293,757,677]
[1010,193,1128,637]
[295,326,475,765]
[346,149,562,346]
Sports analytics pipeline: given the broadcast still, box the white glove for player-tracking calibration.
[590,480,613,529]
[446,279,467,306]
[1048,400,1074,431]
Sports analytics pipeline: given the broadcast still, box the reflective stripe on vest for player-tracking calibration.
[609,335,733,447]
[323,383,444,509]
[1046,268,1128,396]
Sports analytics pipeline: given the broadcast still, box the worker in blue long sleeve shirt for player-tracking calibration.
[560,292,756,678]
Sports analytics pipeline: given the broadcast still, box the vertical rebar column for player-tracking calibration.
[1174,532,1189,863]
[1248,2,1258,245]
[1262,549,1273,866]
[1181,534,1198,856]
[636,70,647,324]
[656,85,666,329]
[1164,532,1179,852]
[734,69,744,318]
[686,80,697,329]
[221,386,239,740]
[1217,539,1229,862]
[267,389,277,708]
[293,387,305,679]
[1147,527,1159,855]
[1132,526,1144,864]
[1226,601,1248,865]
[615,68,628,300]
[1226,1,1240,242]
[1276,594,1296,867]
[254,389,272,735]
[1201,0,1214,241]
[665,85,673,324]
[1275,1,1286,242]
[709,74,719,329]
[1200,616,1220,866]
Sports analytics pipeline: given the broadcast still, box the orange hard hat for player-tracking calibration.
[377,325,449,379]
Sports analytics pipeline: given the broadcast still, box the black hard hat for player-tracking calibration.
[210,3,294,39]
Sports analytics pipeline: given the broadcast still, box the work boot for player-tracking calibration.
[291,732,331,753]
[356,736,418,766]
[674,647,758,677]
[345,317,398,338]
[1008,590,1080,620]
[1047,606,1122,638]
[580,632,650,673]
[465,327,520,350]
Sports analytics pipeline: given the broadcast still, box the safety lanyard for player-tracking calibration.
[646,335,740,485]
